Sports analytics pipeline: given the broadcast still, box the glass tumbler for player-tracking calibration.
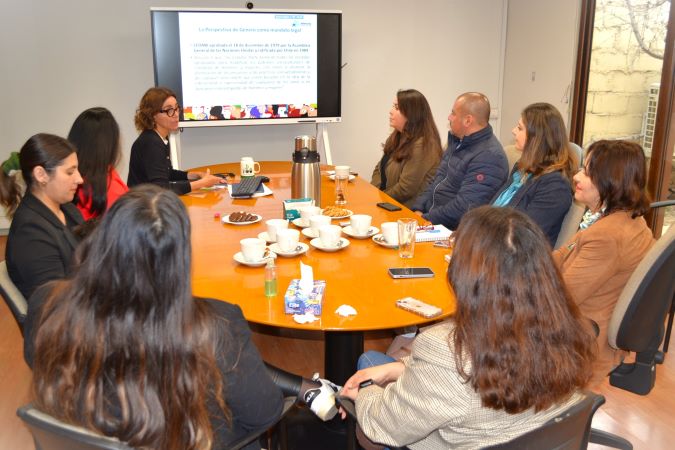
[397,218,417,258]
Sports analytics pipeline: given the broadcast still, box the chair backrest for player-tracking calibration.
[0,260,27,333]
[483,392,605,450]
[17,404,133,450]
[568,142,584,168]
[503,144,520,172]
[608,224,675,351]
[554,200,586,249]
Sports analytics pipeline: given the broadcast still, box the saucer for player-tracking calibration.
[221,213,261,225]
[301,228,321,239]
[292,218,310,228]
[233,251,277,267]
[328,174,356,182]
[258,231,279,243]
[342,225,379,239]
[310,237,350,252]
[372,233,398,248]
[321,208,353,220]
[269,242,309,257]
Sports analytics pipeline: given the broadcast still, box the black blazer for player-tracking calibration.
[6,192,83,302]
[127,129,191,195]
[492,165,573,246]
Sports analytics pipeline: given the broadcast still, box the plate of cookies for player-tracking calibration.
[222,211,262,225]
[321,206,353,220]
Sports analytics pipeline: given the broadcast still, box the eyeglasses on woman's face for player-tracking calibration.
[160,105,181,117]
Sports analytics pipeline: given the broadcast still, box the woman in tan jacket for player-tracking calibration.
[554,140,654,385]
[371,89,442,208]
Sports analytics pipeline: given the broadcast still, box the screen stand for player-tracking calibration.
[169,130,182,169]
[317,123,333,166]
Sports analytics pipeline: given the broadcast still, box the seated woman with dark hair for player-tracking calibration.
[4,134,84,301]
[340,206,596,449]
[24,185,338,450]
[554,139,654,384]
[371,89,442,208]
[492,102,577,245]
[67,107,128,220]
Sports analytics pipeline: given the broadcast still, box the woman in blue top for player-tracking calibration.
[492,103,577,246]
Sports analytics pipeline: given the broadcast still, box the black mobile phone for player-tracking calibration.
[376,202,402,212]
[388,267,435,279]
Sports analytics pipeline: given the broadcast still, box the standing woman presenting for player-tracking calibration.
[371,89,442,208]
[127,87,225,194]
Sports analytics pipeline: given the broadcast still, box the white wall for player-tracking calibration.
[0,0,507,181]
[500,0,581,145]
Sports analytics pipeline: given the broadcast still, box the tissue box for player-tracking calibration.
[283,198,314,220]
[284,279,326,315]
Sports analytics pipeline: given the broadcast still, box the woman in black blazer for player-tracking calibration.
[3,133,84,301]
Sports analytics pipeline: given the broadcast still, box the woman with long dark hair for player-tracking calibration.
[127,87,225,194]
[24,185,338,450]
[4,134,84,301]
[67,107,128,220]
[554,139,654,384]
[370,89,442,208]
[341,206,596,449]
[491,103,577,245]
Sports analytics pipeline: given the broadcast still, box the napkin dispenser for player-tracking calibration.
[291,135,321,205]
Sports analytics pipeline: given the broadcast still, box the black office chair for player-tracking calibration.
[606,219,675,395]
[0,260,27,335]
[650,200,675,354]
[17,404,132,450]
[18,397,297,450]
[338,391,630,450]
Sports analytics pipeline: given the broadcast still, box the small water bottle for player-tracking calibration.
[264,259,277,297]
[334,165,350,206]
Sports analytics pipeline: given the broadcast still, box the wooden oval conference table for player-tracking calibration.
[183,161,456,384]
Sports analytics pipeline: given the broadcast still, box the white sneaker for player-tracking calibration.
[304,374,340,421]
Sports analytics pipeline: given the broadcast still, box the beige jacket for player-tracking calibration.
[356,322,582,449]
[553,211,654,383]
[370,138,440,208]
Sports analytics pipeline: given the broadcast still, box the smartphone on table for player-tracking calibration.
[388,267,434,279]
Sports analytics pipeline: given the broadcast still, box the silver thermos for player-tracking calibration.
[291,135,321,205]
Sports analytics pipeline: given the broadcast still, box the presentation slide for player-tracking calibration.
[178,12,318,121]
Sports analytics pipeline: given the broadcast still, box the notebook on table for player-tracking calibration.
[415,224,452,242]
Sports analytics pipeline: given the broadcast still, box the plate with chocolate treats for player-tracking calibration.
[222,211,262,225]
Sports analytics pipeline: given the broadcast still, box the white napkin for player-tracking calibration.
[335,305,357,317]
[293,312,319,324]
[299,262,314,296]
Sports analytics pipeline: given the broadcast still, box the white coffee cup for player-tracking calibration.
[334,165,350,178]
[240,157,261,177]
[319,224,342,248]
[381,222,399,244]
[299,205,322,221]
[265,218,288,241]
[309,215,332,233]
[350,214,372,236]
[276,228,300,253]
[240,238,266,262]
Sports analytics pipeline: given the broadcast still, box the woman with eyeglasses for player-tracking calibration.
[127,87,225,194]
[553,139,654,384]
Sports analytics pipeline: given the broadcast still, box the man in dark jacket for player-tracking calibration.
[411,92,508,229]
